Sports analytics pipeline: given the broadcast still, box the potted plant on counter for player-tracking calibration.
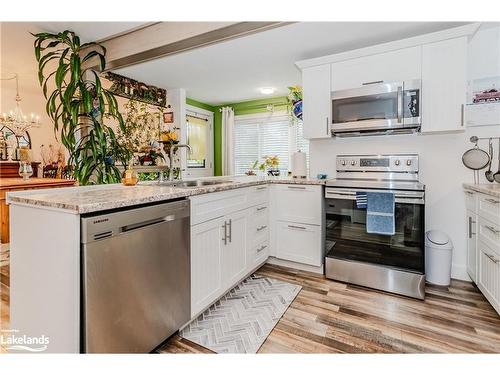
[253,155,281,176]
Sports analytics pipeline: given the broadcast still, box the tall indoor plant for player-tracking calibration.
[33,30,130,185]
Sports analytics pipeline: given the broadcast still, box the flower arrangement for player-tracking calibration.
[160,130,178,143]
[252,155,280,176]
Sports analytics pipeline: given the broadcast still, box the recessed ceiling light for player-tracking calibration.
[259,87,275,95]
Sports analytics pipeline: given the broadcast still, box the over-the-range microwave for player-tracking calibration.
[331,79,421,137]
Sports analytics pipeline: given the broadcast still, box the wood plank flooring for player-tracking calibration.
[160,264,500,354]
[1,262,499,353]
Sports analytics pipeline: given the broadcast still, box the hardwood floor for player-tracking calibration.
[160,264,500,354]
[1,262,500,353]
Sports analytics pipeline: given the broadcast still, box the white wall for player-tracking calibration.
[1,22,59,168]
[309,24,500,281]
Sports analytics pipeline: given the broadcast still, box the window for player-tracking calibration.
[233,112,309,175]
[186,114,208,168]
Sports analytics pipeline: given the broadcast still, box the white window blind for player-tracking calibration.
[233,112,309,176]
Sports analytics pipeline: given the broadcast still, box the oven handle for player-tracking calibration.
[325,189,425,204]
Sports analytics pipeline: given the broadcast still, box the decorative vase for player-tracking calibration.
[122,163,138,186]
[18,161,33,181]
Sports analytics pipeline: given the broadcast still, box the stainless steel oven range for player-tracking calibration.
[325,154,425,299]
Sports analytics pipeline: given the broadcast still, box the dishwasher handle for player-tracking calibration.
[81,199,190,244]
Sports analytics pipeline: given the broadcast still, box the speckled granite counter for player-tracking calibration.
[6,176,326,214]
[463,183,500,198]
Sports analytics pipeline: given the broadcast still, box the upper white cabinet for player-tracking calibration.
[421,37,467,133]
[302,64,331,139]
[330,46,422,91]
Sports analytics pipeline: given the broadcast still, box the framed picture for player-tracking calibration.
[163,111,174,124]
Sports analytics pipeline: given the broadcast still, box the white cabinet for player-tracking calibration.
[421,37,467,133]
[190,186,269,318]
[331,46,422,91]
[221,210,248,291]
[466,209,478,282]
[275,221,322,267]
[478,240,500,313]
[465,188,500,315]
[271,184,324,267]
[191,216,225,317]
[302,64,331,139]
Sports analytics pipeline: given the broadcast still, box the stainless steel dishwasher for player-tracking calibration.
[81,199,190,353]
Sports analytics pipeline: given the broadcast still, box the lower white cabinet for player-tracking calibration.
[275,221,322,267]
[477,240,500,313]
[190,187,268,318]
[221,210,248,291]
[466,210,478,282]
[465,188,500,315]
[191,216,225,317]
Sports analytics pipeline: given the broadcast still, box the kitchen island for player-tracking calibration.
[6,176,325,353]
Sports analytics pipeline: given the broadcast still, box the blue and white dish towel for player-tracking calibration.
[365,192,395,235]
[355,192,367,208]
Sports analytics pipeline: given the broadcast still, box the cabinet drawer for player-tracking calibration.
[190,188,248,225]
[478,194,500,226]
[274,184,322,225]
[247,184,269,206]
[250,239,269,268]
[275,221,322,267]
[464,190,478,213]
[249,214,269,244]
[478,240,500,311]
[478,216,500,255]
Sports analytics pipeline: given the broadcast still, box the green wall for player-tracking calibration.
[187,96,289,176]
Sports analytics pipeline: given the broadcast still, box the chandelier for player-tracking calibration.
[0,73,41,137]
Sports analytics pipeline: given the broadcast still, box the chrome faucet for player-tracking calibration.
[169,144,192,181]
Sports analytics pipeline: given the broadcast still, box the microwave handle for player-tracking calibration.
[397,85,403,123]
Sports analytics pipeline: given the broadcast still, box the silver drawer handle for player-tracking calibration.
[257,244,267,253]
[485,225,500,235]
[257,225,267,232]
[485,198,500,204]
[485,253,499,264]
[256,206,267,211]
[362,80,383,85]
[256,186,267,190]
[288,224,306,230]
[287,186,306,190]
[465,191,474,196]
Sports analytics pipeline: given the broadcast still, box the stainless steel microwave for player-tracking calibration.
[331,80,421,136]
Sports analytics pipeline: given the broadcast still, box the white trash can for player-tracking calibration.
[425,230,453,286]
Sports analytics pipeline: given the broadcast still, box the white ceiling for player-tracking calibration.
[116,22,468,106]
[31,22,147,43]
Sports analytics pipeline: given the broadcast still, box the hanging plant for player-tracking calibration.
[33,30,130,185]
[287,85,303,121]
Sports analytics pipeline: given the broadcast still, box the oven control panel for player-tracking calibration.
[336,154,419,173]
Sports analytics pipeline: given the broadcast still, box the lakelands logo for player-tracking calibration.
[1,329,49,352]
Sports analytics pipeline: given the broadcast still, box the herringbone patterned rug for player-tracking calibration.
[179,274,301,353]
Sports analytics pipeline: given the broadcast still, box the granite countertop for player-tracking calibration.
[463,183,500,198]
[6,176,326,214]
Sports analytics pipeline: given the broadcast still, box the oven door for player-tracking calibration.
[331,80,421,134]
[325,187,425,274]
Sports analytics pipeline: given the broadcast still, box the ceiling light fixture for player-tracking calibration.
[259,87,275,95]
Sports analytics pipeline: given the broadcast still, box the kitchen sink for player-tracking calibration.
[159,179,233,188]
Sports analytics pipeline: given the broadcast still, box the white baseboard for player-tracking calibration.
[266,257,324,274]
[451,263,471,282]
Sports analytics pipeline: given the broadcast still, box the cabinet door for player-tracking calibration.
[302,64,331,139]
[477,240,500,314]
[221,210,248,290]
[275,221,322,266]
[466,210,478,282]
[421,37,467,133]
[190,216,225,317]
[331,46,422,91]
